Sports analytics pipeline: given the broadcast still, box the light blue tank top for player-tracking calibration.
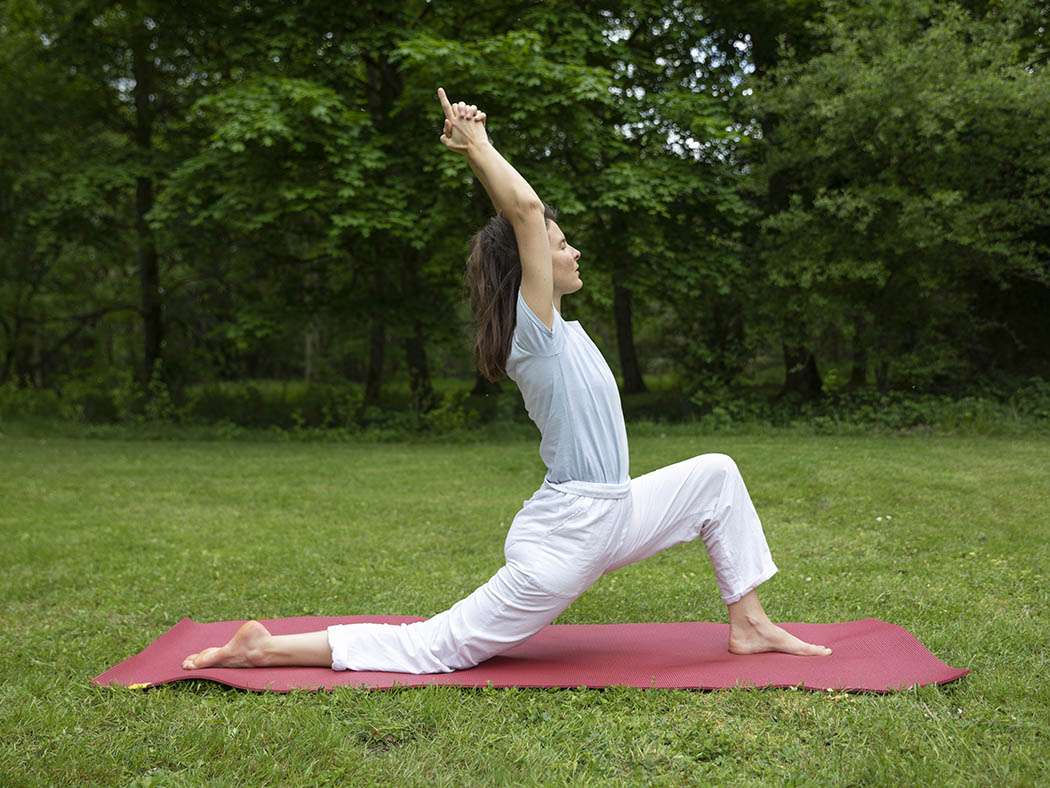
[505,288,631,499]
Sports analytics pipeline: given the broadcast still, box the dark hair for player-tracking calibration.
[465,203,559,382]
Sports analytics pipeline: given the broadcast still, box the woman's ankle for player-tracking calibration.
[726,590,771,630]
[729,612,769,630]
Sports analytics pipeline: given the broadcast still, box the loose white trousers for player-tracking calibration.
[328,453,778,673]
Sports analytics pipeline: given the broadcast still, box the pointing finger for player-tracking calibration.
[437,87,455,120]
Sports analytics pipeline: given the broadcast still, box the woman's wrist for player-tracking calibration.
[465,138,493,158]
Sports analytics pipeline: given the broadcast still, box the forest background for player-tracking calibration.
[2,0,1048,436]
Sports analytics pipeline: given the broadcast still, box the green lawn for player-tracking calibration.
[1,429,1046,784]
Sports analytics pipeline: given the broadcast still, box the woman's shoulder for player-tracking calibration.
[513,288,566,358]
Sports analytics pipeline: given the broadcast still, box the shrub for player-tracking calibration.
[179,381,362,429]
[420,388,482,433]
[0,380,63,421]
[622,390,698,423]
[57,377,121,423]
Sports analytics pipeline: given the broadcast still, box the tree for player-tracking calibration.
[750,0,1050,390]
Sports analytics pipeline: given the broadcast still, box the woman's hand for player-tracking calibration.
[437,86,489,155]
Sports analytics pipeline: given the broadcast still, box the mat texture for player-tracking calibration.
[92,615,970,694]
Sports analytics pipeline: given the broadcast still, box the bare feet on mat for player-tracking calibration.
[728,619,833,656]
[182,620,273,669]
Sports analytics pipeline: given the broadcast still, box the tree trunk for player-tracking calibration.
[105,320,114,367]
[0,348,11,385]
[848,313,868,389]
[364,318,385,406]
[32,323,43,387]
[132,23,163,389]
[403,319,439,414]
[612,270,647,394]
[471,370,501,396]
[752,34,826,402]
[0,314,20,385]
[360,47,407,412]
[875,359,890,392]
[399,250,438,415]
[780,341,823,399]
[711,296,748,384]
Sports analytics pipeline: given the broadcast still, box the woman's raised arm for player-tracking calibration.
[437,87,554,326]
[436,87,542,222]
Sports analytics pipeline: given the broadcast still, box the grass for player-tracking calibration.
[1,426,1047,784]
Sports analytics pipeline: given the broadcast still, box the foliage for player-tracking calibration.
[748,0,1050,387]
[0,0,1047,411]
[3,373,1047,440]
[686,375,1050,434]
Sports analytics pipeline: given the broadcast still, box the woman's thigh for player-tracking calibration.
[328,560,579,673]
[505,485,628,599]
[602,453,742,575]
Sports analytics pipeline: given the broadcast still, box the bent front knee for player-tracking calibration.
[697,452,740,478]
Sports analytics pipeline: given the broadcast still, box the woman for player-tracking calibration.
[181,88,831,674]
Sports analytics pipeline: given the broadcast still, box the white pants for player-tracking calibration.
[327,453,778,673]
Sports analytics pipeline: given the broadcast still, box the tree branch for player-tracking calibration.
[20,304,142,326]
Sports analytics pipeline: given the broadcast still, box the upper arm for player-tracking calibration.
[510,202,554,331]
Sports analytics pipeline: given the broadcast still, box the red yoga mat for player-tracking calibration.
[92,615,970,694]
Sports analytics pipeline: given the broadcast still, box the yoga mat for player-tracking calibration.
[93,615,970,694]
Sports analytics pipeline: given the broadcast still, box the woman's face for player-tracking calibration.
[547,220,582,295]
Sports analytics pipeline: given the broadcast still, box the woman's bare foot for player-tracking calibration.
[182,620,273,669]
[728,618,833,656]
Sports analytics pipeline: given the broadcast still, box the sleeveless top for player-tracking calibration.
[505,287,631,499]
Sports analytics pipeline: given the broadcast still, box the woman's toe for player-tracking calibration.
[186,646,220,669]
